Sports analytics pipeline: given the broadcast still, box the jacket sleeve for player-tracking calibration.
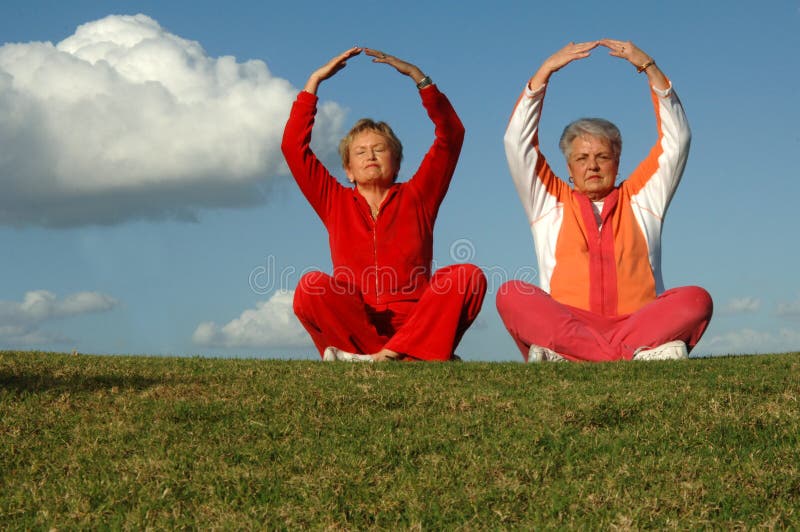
[280,90,343,224]
[624,83,692,217]
[503,83,567,223]
[406,85,465,222]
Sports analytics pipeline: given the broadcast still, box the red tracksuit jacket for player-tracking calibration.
[281,86,465,307]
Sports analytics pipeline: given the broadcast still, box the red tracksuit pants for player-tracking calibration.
[294,263,487,361]
[496,281,713,362]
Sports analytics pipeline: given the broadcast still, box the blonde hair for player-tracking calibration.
[338,119,403,173]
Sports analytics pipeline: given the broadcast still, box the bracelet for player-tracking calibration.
[416,75,433,89]
[637,59,655,74]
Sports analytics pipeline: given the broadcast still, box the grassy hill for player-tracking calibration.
[2,350,799,528]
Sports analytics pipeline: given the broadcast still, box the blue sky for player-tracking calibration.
[1,0,799,360]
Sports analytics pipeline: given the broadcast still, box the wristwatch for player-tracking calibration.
[416,76,433,89]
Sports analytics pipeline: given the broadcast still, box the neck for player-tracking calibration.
[583,190,612,201]
[356,183,391,202]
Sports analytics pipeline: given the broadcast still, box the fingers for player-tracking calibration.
[561,40,600,61]
[599,38,628,57]
[331,47,362,67]
[561,40,601,58]
[599,39,650,65]
[364,49,417,75]
[566,40,601,53]
[600,39,639,56]
[333,46,362,64]
[364,48,393,64]
[543,40,599,73]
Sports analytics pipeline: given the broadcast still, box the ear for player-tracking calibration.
[344,165,356,184]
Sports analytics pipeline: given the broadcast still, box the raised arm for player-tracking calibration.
[283,48,364,222]
[505,43,602,220]
[363,49,464,218]
[603,40,690,213]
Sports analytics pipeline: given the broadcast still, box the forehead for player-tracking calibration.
[350,129,389,149]
[570,134,613,153]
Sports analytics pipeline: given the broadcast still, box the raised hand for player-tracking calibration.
[303,46,362,95]
[364,48,426,85]
[599,39,668,90]
[599,39,650,68]
[529,41,600,89]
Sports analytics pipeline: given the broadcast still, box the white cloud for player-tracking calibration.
[719,296,761,314]
[698,327,800,356]
[0,289,118,345]
[192,290,311,349]
[776,294,800,318]
[0,14,345,227]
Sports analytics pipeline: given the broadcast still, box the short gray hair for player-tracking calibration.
[559,118,622,160]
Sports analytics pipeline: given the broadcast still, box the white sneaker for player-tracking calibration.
[633,340,689,361]
[527,344,567,363]
[322,346,374,363]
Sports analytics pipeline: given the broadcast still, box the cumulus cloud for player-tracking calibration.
[0,14,345,227]
[192,290,311,349]
[0,289,118,345]
[699,328,800,356]
[719,296,761,314]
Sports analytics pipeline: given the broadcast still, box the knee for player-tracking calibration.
[692,286,714,320]
[495,280,542,315]
[296,271,330,294]
[433,263,487,296]
[293,271,330,316]
[679,285,714,319]
[459,263,487,295]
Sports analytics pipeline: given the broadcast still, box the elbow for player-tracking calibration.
[503,126,521,154]
[444,119,465,151]
[450,114,465,144]
[503,129,514,151]
[280,130,292,158]
[680,125,692,153]
[454,122,466,147]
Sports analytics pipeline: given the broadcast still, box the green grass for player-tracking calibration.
[2,350,799,529]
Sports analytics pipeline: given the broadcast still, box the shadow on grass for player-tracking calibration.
[0,372,165,394]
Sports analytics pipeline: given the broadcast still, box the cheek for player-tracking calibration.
[567,162,579,176]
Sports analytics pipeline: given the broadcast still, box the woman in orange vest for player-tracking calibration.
[498,39,712,362]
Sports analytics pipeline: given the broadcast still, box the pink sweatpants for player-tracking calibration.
[496,281,713,362]
[294,264,487,361]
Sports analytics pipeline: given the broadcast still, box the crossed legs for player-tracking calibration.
[496,281,713,362]
[294,264,487,361]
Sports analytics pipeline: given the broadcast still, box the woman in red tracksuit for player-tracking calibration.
[281,47,486,362]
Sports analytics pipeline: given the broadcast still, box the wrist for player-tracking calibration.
[636,58,655,74]
[528,73,550,91]
[303,75,321,95]
[416,75,433,89]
